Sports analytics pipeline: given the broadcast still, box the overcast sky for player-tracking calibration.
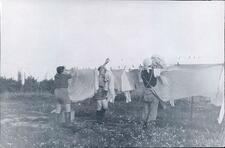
[1,0,224,80]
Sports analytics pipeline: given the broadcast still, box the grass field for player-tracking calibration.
[0,92,225,147]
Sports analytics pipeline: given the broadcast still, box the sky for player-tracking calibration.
[1,0,224,80]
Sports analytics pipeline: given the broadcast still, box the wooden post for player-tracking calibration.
[190,96,194,122]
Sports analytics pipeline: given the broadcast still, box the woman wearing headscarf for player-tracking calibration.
[141,57,159,129]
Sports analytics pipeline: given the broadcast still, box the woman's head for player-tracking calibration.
[143,58,152,69]
[98,66,106,75]
[56,66,65,74]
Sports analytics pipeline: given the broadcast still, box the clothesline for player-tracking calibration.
[68,63,224,124]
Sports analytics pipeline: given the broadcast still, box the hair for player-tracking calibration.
[56,66,65,74]
[98,66,104,71]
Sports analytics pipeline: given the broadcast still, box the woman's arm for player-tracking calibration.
[102,58,110,67]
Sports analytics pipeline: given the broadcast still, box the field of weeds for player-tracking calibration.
[0,92,224,147]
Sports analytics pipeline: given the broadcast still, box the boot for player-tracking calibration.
[70,111,75,123]
[64,112,73,127]
[96,111,102,124]
[54,113,61,127]
[53,113,59,122]
[100,108,106,123]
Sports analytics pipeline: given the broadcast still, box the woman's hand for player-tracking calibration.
[104,58,110,65]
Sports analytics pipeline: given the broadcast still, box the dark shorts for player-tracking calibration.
[94,87,108,100]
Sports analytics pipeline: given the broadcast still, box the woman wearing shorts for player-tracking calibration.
[54,66,73,125]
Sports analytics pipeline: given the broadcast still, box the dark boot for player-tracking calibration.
[66,112,71,123]
[54,113,59,122]
[96,111,102,124]
[53,113,61,128]
[100,109,106,123]
[64,112,73,127]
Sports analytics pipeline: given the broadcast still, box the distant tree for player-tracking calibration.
[17,71,22,91]
[0,75,55,94]
[23,76,39,92]
[0,77,8,93]
[0,77,20,93]
[7,78,19,92]
[39,79,55,94]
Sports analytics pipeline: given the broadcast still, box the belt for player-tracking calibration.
[145,86,152,89]
[99,86,104,88]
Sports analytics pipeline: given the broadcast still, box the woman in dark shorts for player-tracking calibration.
[54,66,73,125]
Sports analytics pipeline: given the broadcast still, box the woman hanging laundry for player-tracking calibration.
[95,58,112,124]
[141,57,159,129]
[54,66,74,126]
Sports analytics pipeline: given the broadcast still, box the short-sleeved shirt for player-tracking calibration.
[99,70,111,91]
[95,71,111,100]
[54,73,72,89]
[141,69,157,88]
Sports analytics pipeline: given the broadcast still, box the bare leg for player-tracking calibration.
[148,98,159,122]
[142,103,149,129]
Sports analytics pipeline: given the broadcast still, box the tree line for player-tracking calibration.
[0,72,55,94]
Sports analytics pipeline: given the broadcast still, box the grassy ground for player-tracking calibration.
[0,92,224,147]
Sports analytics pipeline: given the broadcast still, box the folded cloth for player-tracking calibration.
[154,69,161,77]
[124,91,131,103]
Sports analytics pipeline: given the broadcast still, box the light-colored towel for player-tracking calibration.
[106,70,116,103]
[124,91,132,103]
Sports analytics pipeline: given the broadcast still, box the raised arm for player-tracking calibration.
[102,58,110,67]
[63,68,76,79]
